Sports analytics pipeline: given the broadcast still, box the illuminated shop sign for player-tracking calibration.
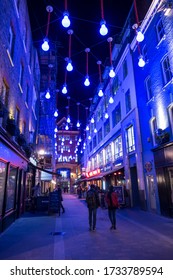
[86,168,101,178]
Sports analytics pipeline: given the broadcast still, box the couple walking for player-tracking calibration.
[86,185,119,231]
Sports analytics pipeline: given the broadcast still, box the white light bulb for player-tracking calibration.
[86,125,89,131]
[94,128,97,133]
[42,39,49,51]
[67,116,71,123]
[138,56,145,67]
[84,77,90,86]
[66,62,73,71]
[109,96,114,104]
[65,125,69,130]
[76,121,80,128]
[136,29,144,42]
[62,85,67,94]
[62,14,70,28]
[100,22,108,36]
[109,68,115,78]
[45,90,51,99]
[91,117,94,123]
[54,110,58,117]
[98,89,104,97]
[105,112,109,119]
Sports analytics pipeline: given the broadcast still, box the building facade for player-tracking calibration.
[0,0,40,232]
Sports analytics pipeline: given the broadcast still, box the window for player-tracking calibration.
[161,55,172,85]
[114,135,123,160]
[32,86,37,119]
[98,150,104,166]
[150,117,157,145]
[168,105,173,134]
[7,25,15,64]
[18,62,24,93]
[89,141,92,152]
[126,125,135,153]
[93,135,97,148]
[145,76,153,100]
[25,83,29,106]
[1,80,9,107]
[142,44,148,63]
[23,22,27,51]
[125,89,131,113]
[104,118,110,137]
[112,103,121,127]
[123,59,128,79]
[156,18,165,42]
[0,161,7,215]
[105,144,112,164]
[98,127,102,143]
[113,76,120,94]
[15,107,20,127]
[5,165,18,212]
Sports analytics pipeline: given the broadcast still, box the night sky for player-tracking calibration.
[27,0,134,127]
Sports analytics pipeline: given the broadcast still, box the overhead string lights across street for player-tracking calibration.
[42,6,53,51]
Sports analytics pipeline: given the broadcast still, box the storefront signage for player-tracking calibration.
[86,168,101,178]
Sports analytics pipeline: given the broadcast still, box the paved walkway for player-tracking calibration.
[0,194,173,260]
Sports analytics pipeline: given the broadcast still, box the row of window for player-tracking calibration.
[87,126,135,172]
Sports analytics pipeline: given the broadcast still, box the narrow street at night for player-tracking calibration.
[0,194,172,260]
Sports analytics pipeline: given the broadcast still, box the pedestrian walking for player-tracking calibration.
[105,185,119,230]
[86,184,100,231]
[57,185,65,214]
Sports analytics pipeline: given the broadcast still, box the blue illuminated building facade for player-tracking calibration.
[82,0,173,217]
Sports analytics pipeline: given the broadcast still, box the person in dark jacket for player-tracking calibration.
[86,184,100,231]
[105,185,119,230]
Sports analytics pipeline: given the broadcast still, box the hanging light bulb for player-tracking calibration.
[94,128,97,133]
[41,6,53,51]
[84,48,90,86]
[62,83,67,94]
[70,140,72,144]
[54,127,58,132]
[138,55,145,67]
[107,37,115,78]
[100,19,108,36]
[91,117,94,123]
[42,38,49,51]
[65,124,69,130]
[109,67,115,78]
[45,89,51,99]
[66,59,73,71]
[62,11,70,28]
[86,125,89,131]
[99,0,108,36]
[54,110,58,117]
[76,121,80,128]
[105,111,109,119]
[136,28,144,42]
[98,89,104,97]
[88,135,91,140]
[67,115,71,123]
[84,75,90,86]
[109,96,114,104]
